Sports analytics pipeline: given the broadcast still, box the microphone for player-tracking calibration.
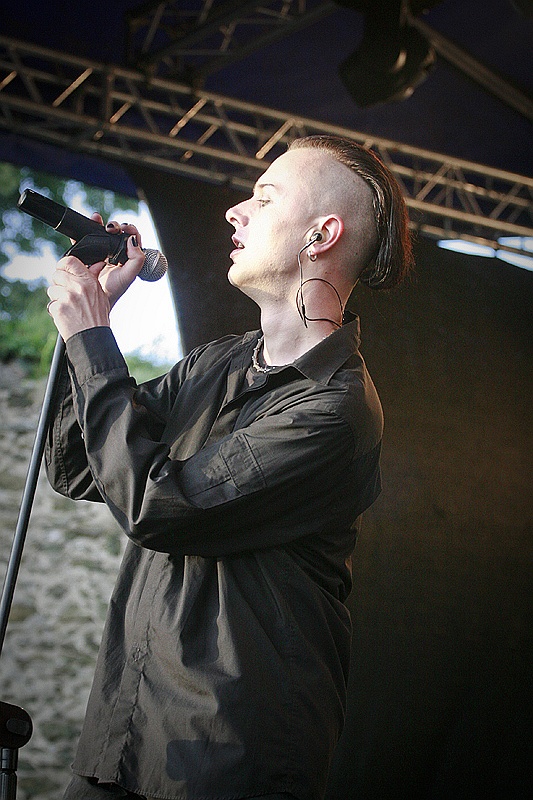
[17,189,168,282]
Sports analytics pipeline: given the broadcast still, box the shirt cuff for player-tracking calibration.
[65,326,128,387]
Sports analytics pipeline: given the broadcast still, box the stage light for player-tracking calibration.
[337,0,437,107]
[438,237,533,272]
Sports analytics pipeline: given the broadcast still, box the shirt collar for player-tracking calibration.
[237,318,361,386]
[292,318,361,384]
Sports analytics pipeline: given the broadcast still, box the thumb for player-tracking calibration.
[87,261,107,278]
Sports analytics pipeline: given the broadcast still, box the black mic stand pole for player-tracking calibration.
[0,196,167,795]
[0,333,66,799]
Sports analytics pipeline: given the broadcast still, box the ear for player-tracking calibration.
[309,215,345,254]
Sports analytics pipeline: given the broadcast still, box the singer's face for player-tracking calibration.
[225,149,327,301]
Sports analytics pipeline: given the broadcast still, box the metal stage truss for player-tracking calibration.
[0,33,532,259]
[126,1,341,82]
[124,0,533,124]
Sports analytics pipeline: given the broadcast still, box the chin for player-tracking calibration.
[227,262,240,288]
[227,260,250,289]
[228,266,262,305]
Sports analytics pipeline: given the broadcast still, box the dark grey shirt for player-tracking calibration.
[45,319,383,800]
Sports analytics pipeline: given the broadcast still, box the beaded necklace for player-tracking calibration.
[251,336,276,373]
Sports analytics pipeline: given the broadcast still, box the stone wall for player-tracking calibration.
[0,362,125,798]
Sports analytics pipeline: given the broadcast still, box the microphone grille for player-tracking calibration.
[139,249,168,282]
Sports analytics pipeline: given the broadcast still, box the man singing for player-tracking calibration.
[45,135,413,800]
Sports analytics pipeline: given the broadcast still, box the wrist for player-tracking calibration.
[54,300,111,341]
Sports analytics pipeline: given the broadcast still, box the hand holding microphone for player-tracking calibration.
[18,189,168,340]
[17,189,168,281]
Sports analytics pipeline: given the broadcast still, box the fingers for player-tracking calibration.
[50,255,104,297]
[118,233,146,280]
[127,233,143,260]
[87,212,140,241]
[105,219,142,249]
[46,282,69,309]
[105,220,120,234]
[47,257,110,340]
[59,216,145,312]
[55,254,94,280]
[48,257,100,304]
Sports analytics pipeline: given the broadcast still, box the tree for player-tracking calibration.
[0,275,56,372]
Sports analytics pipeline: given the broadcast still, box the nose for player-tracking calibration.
[225,198,250,228]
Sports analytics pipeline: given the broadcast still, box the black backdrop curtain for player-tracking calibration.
[129,164,533,799]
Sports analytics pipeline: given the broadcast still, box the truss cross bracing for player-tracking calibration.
[126,0,339,81]
[0,34,532,258]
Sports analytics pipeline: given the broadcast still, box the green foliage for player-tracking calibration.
[124,353,171,383]
[0,274,57,375]
[0,274,172,380]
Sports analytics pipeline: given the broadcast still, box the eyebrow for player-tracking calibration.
[253,182,277,193]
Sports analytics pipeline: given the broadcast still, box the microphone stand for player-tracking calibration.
[0,206,130,796]
[0,334,65,799]
[0,199,167,795]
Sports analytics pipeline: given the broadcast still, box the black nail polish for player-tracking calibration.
[131,235,138,247]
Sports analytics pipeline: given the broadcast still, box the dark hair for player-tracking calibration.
[288,135,414,289]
